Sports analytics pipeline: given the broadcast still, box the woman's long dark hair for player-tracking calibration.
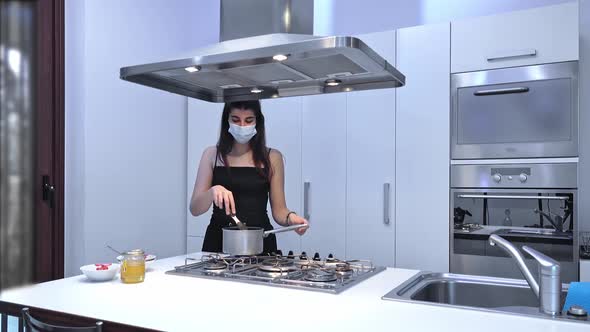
[216,100,271,180]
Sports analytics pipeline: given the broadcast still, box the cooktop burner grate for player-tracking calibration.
[166,253,385,294]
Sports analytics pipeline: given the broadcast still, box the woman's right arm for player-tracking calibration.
[189,147,216,216]
[189,147,236,216]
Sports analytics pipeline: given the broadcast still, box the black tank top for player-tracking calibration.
[201,150,277,254]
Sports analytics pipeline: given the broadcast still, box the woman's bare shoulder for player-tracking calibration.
[204,146,217,154]
[202,146,217,165]
[269,148,283,160]
[268,148,284,167]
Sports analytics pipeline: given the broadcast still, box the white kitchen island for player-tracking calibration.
[0,253,586,332]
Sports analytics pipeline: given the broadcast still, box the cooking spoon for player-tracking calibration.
[106,244,123,255]
[230,214,247,230]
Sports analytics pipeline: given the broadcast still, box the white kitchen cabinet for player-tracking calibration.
[346,31,396,267]
[187,236,204,254]
[451,2,578,73]
[395,23,450,272]
[301,94,347,259]
[186,99,223,237]
[261,97,303,253]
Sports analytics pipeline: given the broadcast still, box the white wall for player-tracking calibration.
[421,0,574,23]
[314,0,574,35]
[65,0,86,278]
[313,0,422,35]
[65,0,220,276]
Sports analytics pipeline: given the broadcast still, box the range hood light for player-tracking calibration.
[219,84,243,89]
[184,65,201,73]
[343,87,353,92]
[251,87,263,94]
[325,79,342,87]
[327,72,352,78]
[270,79,294,84]
[272,54,289,61]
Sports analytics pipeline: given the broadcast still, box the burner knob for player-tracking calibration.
[519,173,528,183]
[276,250,283,257]
[492,173,502,183]
[287,250,295,259]
[313,253,321,261]
[299,252,307,260]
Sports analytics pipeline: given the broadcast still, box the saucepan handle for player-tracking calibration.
[263,224,307,237]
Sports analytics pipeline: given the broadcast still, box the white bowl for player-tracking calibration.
[80,263,120,281]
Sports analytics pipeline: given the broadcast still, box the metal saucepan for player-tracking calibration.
[222,224,308,256]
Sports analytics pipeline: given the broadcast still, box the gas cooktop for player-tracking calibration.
[166,251,385,294]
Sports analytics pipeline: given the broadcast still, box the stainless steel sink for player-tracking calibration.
[383,272,587,323]
[411,278,542,308]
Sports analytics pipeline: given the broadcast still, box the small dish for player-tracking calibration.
[80,263,120,281]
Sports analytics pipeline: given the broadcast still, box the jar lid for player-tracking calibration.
[125,249,145,256]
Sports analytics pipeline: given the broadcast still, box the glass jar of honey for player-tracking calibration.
[120,249,145,284]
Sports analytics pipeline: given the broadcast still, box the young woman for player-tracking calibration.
[189,100,308,254]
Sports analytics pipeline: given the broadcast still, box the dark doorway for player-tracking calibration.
[0,0,64,289]
[35,0,65,282]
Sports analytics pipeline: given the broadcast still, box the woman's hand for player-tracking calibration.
[209,185,236,215]
[288,214,309,235]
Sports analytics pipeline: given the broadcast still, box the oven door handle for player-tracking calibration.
[457,194,569,201]
[473,87,530,96]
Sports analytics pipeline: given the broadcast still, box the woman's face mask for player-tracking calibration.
[228,122,257,144]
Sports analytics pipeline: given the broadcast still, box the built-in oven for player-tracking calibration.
[451,61,578,159]
[450,163,578,282]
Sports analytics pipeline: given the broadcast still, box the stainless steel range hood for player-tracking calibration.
[120,0,405,103]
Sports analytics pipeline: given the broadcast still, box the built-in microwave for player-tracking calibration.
[451,61,578,160]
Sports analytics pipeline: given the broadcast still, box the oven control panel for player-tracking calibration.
[451,163,577,189]
[491,167,531,184]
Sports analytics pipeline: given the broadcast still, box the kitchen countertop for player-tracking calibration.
[0,253,587,331]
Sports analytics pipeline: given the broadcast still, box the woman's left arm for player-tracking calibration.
[269,150,308,235]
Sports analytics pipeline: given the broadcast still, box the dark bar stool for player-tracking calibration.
[22,308,102,332]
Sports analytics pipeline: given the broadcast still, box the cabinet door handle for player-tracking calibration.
[473,87,529,96]
[304,182,310,220]
[458,194,568,201]
[486,48,537,62]
[383,183,391,225]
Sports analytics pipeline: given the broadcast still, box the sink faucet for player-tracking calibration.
[488,234,561,316]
